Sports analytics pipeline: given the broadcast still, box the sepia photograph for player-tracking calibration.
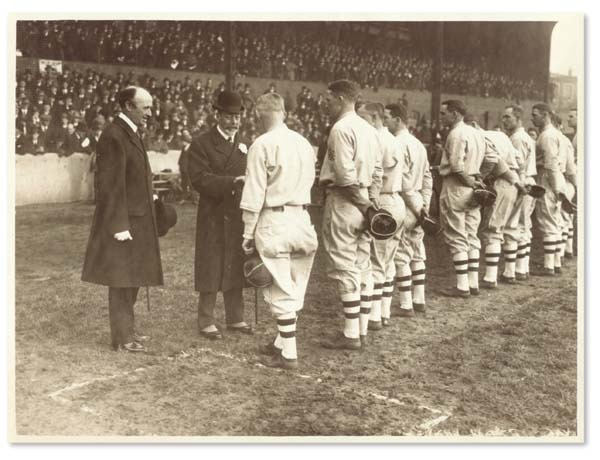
[7,8,584,443]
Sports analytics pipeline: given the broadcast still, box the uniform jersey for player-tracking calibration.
[484,130,520,171]
[536,124,565,173]
[377,125,404,193]
[397,128,433,204]
[560,132,576,176]
[240,124,315,213]
[440,120,488,176]
[510,127,537,180]
[319,111,382,193]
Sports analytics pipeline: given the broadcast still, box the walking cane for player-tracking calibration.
[254,287,258,326]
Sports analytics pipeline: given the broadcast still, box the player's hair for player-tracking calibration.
[385,103,407,123]
[532,102,553,116]
[117,86,138,109]
[442,99,467,116]
[255,92,286,113]
[463,112,477,125]
[551,113,563,127]
[328,79,360,102]
[363,102,385,120]
[505,104,524,120]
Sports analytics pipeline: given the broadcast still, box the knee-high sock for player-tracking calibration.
[502,241,518,278]
[411,260,426,307]
[555,241,562,269]
[484,243,501,283]
[369,283,383,323]
[381,280,394,319]
[395,264,412,310]
[524,242,532,274]
[543,238,556,270]
[560,230,568,257]
[277,312,297,360]
[359,274,373,337]
[468,249,480,289]
[453,252,469,291]
[566,224,574,254]
[341,293,360,339]
[515,243,528,275]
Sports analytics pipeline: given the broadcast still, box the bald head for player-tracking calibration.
[119,86,153,127]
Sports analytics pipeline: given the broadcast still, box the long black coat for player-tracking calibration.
[82,117,163,287]
[188,126,248,292]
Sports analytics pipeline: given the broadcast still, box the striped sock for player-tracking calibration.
[369,283,383,323]
[381,280,394,319]
[567,224,574,254]
[359,274,373,337]
[411,260,426,306]
[543,238,555,270]
[561,231,568,257]
[468,249,480,290]
[484,243,501,283]
[453,252,469,291]
[502,242,518,278]
[395,264,413,310]
[515,243,527,275]
[341,293,361,339]
[277,312,297,360]
[555,241,562,269]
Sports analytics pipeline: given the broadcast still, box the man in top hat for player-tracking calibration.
[82,86,163,353]
[187,90,252,339]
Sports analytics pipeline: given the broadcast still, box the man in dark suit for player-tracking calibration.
[187,90,251,340]
[82,86,163,353]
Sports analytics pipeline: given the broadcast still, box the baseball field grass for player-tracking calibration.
[12,202,579,439]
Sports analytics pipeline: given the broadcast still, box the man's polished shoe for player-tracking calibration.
[321,332,361,350]
[515,272,528,281]
[470,288,480,296]
[227,323,253,334]
[258,341,281,356]
[260,353,298,370]
[368,320,382,331]
[395,308,415,318]
[413,303,426,313]
[499,275,516,284]
[133,333,150,342]
[199,328,223,340]
[113,341,146,353]
[481,279,497,289]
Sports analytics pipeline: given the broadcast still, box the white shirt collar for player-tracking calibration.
[216,124,236,141]
[118,112,138,133]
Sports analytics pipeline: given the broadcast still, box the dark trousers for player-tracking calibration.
[108,287,139,346]
[198,288,244,330]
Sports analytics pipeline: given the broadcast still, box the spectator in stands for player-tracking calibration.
[60,122,82,156]
[148,129,169,153]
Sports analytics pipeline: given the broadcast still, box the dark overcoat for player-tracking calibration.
[188,126,248,292]
[82,117,164,287]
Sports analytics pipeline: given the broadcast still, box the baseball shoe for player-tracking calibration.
[258,341,282,356]
[481,280,497,289]
[113,341,146,353]
[442,287,470,298]
[515,272,528,281]
[555,267,562,275]
[395,308,415,318]
[382,317,391,327]
[321,332,361,350]
[368,320,383,331]
[565,252,574,259]
[499,275,516,284]
[536,268,555,277]
[470,288,480,296]
[260,353,298,370]
[413,303,426,313]
[360,335,367,348]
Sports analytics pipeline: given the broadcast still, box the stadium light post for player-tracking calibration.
[225,21,236,91]
[430,22,444,139]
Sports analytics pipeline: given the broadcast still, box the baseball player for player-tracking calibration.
[502,105,538,280]
[356,102,406,329]
[240,93,318,370]
[384,103,433,316]
[565,108,578,258]
[319,80,383,350]
[532,103,567,276]
[438,100,500,297]
[464,116,526,288]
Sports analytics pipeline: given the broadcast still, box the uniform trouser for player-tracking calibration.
[198,289,244,330]
[535,171,564,243]
[108,286,139,346]
[254,207,318,316]
[371,193,405,288]
[481,178,519,246]
[519,194,537,246]
[439,176,481,255]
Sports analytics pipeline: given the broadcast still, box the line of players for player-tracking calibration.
[243,80,577,369]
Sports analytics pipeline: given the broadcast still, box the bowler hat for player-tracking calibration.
[213,90,244,114]
[154,199,178,237]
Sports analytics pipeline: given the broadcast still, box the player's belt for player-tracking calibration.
[268,204,309,212]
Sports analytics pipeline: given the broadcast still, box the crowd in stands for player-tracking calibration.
[15,66,428,157]
[16,20,544,101]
